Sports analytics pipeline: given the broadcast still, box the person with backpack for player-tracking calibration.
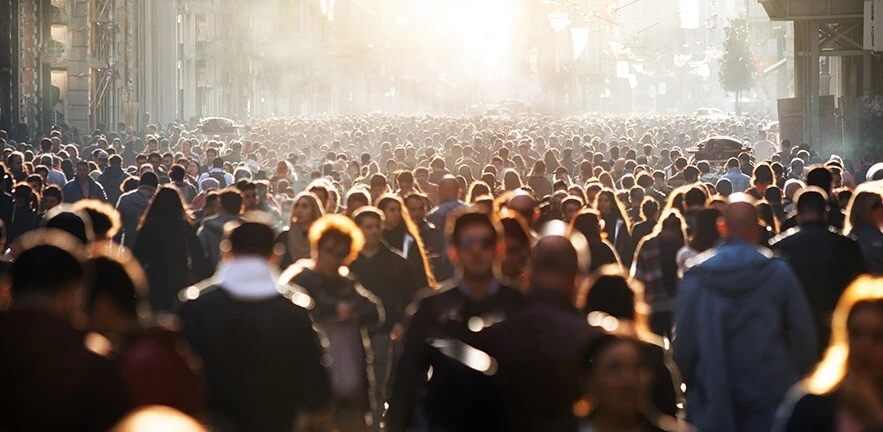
[196,157,234,191]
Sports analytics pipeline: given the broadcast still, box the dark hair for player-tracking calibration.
[684,186,708,208]
[805,166,834,192]
[640,197,659,221]
[726,158,740,169]
[448,210,500,246]
[139,171,159,188]
[109,154,122,167]
[43,185,62,202]
[716,178,733,196]
[227,221,276,257]
[764,185,783,204]
[689,208,722,252]
[219,188,243,215]
[86,254,146,318]
[139,186,190,229]
[583,272,636,320]
[10,231,86,296]
[212,157,224,169]
[169,164,186,182]
[73,200,121,239]
[353,206,384,226]
[570,209,603,242]
[796,188,828,217]
[752,163,774,185]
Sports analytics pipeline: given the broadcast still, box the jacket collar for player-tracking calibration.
[216,257,284,300]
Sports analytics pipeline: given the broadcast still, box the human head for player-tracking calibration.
[805,165,834,194]
[345,189,370,216]
[221,220,279,261]
[529,235,579,297]
[719,195,760,244]
[8,230,87,318]
[795,187,829,225]
[308,214,365,274]
[352,206,385,249]
[290,191,323,226]
[580,334,651,421]
[499,212,532,284]
[85,250,148,336]
[238,182,258,211]
[75,161,91,181]
[73,199,121,240]
[844,190,883,232]
[447,210,502,280]
[217,188,243,216]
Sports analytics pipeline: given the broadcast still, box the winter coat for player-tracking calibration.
[134,219,211,312]
[197,214,242,269]
[98,166,130,205]
[62,178,108,203]
[674,240,818,432]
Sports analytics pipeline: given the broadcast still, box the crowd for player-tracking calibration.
[0,113,882,432]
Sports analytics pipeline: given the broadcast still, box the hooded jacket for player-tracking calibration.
[197,213,241,268]
[674,240,817,432]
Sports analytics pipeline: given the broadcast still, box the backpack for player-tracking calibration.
[208,171,228,188]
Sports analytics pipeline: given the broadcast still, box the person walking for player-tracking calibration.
[197,188,243,269]
[62,161,108,203]
[274,192,325,269]
[116,171,158,248]
[674,196,817,432]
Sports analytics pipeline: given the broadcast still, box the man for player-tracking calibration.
[98,154,130,205]
[62,161,108,203]
[169,164,197,205]
[179,221,330,431]
[0,230,129,431]
[197,188,243,268]
[469,234,597,431]
[426,176,466,280]
[239,181,259,212]
[281,214,383,431]
[116,171,158,248]
[386,211,523,432]
[674,195,817,432]
[414,167,439,205]
[770,188,866,358]
[405,193,444,276]
[349,207,420,421]
[40,154,67,187]
[753,129,776,163]
[197,157,234,190]
[722,157,752,194]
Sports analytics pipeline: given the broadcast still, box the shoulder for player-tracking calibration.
[177,280,223,309]
[770,226,801,246]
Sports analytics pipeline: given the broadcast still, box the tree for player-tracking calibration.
[719,17,757,114]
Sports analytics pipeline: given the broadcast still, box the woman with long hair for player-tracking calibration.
[502,170,523,192]
[595,188,634,267]
[776,275,883,431]
[526,160,552,199]
[676,208,722,276]
[631,210,687,338]
[275,192,325,269]
[577,265,683,420]
[466,181,491,203]
[569,208,622,273]
[756,200,779,245]
[747,163,774,199]
[844,189,883,274]
[133,186,210,312]
[376,193,435,289]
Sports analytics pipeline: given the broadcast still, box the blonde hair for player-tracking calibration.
[843,189,883,233]
[308,214,365,265]
[805,275,883,395]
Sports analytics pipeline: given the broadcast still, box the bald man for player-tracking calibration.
[468,235,597,432]
[425,175,466,280]
[674,195,816,432]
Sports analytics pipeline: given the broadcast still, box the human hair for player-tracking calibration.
[752,163,774,186]
[289,191,324,226]
[844,190,883,233]
[308,214,365,265]
[805,165,833,192]
[85,250,147,319]
[529,160,546,177]
[42,185,62,203]
[684,186,708,208]
[640,197,660,221]
[795,187,828,218]
[139,186,191,230]
[577,264,652,337]
[755,201,779,233]
[569,208,604,242]
[594,188,631,232]
[9,229,86,297]
[225,220,277,257]
[73,199,121,239]
[169,164,186,182]
[447,209,501,247]
[352,206,384,226]
[139,171,159,188]
[466,181,491,203]
[689,208,722,252]
[502,170,522,191]
[217,188,243,215]
[726,157,740,169]
[499,211,532,246]
[805,275,883,394]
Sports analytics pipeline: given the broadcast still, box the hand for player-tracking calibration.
[389,323,405,341]
[841,372,883,427]
[336,302,354,321]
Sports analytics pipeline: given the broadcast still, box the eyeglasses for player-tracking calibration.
[456,236,495,250]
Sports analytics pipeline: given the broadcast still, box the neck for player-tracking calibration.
[462,273,495,299]
[362,242,381,257]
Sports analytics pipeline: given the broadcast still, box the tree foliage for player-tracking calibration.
[719,17,757,95]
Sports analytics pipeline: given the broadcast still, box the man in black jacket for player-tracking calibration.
[771,188,867,359]
[179,221,330,432]
[385,210,523,432]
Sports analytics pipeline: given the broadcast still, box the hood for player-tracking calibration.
[687,240,780,297]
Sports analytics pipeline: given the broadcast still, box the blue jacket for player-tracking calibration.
[61,178,108,203]
[674,240,817,432]
[722,168,752,194]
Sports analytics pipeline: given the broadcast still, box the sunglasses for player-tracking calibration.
[456,236,496,250]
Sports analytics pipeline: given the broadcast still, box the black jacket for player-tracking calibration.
[134,220,212,312]
[349,243,419,332]
[771,222,867,357]
[385,281,523,432]
[179,286,330,432]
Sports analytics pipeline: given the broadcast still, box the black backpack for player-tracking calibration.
[208,171,228,188]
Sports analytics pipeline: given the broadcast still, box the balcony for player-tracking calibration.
[759,0,864,20]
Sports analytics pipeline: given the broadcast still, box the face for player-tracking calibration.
[415,171,428,183]
[597,194,613,214]
[452,224,497,279]
[44,196,61,210]
[563,203,582,222]
[315,238,350,272]
[242,189,258,210]
[847,304,883,381]
[161,155,173,167]
[399,179,414,192]
[406,198,427,222]
[585,341,650,418]
[188,161,199,176]
[148,155,161,167]
[370,185,386,201]
[292,197,316,223]
[382,201,403,228]
[76,164,90,181]
[501,237,530,281]
[358,216,384,247]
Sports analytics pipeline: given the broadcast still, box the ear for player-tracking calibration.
[447,246,460,266]
[716,217,727,237]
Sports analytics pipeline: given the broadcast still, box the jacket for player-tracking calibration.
[179,258,330,432]
[62,177,108,203]
[349,243,420,332]
[116,186,156,248]
[0,309,130,431]
[197,214,241,269]
[134,220,211,312]
[98,166,130,205]
[850,224,883,274]
[722,168,752,194]
[770,222,867,357]
[674,240,817,432]
[274,225,311,270]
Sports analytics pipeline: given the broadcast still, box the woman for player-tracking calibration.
[186,160,201,187]
[7,183,40,245]
[376,194,434,289]
[133,187,211,313]
[747,163,774,199]
[676,208,722,276]
[526,160,553,199]
[844,190,883,274]
[569,209,622,273]
[502,170,523,192]
[596,188,634,267]
[756,200,779,245]
[466,181,492,203]
[631,210,686,338]
[276,192,325,269]
[577,265,683,420]
[271,160,294,185]
[577,334,684,432]
[776,275,883,432]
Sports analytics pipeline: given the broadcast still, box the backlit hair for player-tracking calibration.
[308,214,365,265]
